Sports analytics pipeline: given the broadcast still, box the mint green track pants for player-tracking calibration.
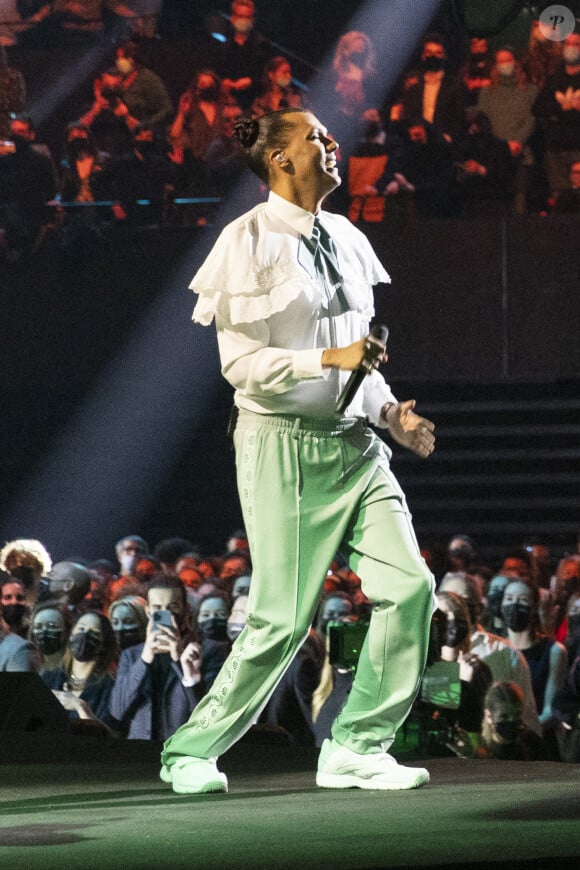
[161,411,435,765]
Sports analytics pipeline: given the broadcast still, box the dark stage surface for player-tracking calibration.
[0,735,579,870]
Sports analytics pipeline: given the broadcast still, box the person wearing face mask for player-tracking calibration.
[108,595,148,651]
[481,574,510,636]
[251,56,305,118]
[439,572,541,737]
[398,34,468,144]
[42,611,120,731]
[218,0,273,110]
[0,577,30,638]
[501,577,566,749]
[419,592,492,750]
[331,31,376,119]
[532,31,580,198]
[0,577,40,672]
[29,602,71,676]
[476,681,546,760]
[115,535,149,578]
[169,69,228,202]
[461,37,492,106]
[109,577,201,739]
[477,47,538,214]
[113,41,172,132]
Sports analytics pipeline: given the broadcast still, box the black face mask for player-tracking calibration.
[470,52,488,64]
[423,56,445,73]
[567,614,580,638]
[114,628,143,650]
[445,615,469,648]
[197,86,220,102]
[1,604,28,629]
[31,629,65,656]
[198,617,228,641]
[493,720,520,742]
[70,631,101,662]
[501,603,531,633]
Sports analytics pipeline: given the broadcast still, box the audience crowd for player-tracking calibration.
[1,526,580,764]
[1,3,580,261]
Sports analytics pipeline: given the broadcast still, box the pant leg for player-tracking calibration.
[161,416,378,765]
[331,438,436,755]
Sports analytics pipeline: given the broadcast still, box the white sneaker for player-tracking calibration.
[169,757,228,795]
[159,764,172,784]
[316,739,429,790]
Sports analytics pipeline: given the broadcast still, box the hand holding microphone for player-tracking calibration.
[335,324,389,414]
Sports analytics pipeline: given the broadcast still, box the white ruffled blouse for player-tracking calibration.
[190,191,396,425]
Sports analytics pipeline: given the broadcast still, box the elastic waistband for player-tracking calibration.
[235,408,367,437]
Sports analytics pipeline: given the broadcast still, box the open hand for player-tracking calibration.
[383,400,435,458]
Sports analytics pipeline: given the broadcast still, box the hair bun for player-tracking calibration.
[233,117,260,148]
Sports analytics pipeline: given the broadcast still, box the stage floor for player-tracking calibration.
[0,735,579,870]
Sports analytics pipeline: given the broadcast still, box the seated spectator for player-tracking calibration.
[0,45,26,138]
[476,681,546,760]
[45,561,92,617]
[332,30,376,119]
[16,0,119,46]
[220,549,252,582]
[532,32,580,198]
[478,47,538,213]
[0,115,56,257]
[80,67,137,159]
[563,590,580,667]
[347,110,411,224]
[115,534,149,577]
[108,594,148,651]
[29,601,72,675]
[217,0,273,110]
[553,158,580,212]
[0,575,30,638]
[397,117,457,218]
[461,36,492,106]
[251,56,304,117]
[480,574,510,636]
[113,40,172,131]
[0,621,39,671]
[109,576,199,739]
[168,69,227,198]
[424,591,492,730]
[195,591,232,690]
[206,99,246,195]
[522,18,563,88]
[231,574,251,600]
[397,33,468,144]
[43,611,119,730]
[446,534,476,575]
[98,125,176,225]
[113,0,162,39]
[60,132,105,203]
[499,547,533,580]
[501,578,567,737]
[153,537,196,577]
[453,111,514,215]
[225,529,249,553]
[0,538,52,607]
[552,653,580,761]
[549,555,580,641]
[439,572,541,736]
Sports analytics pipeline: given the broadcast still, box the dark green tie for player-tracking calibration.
[311,217,342,288]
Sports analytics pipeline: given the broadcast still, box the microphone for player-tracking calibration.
[336,324,389,415]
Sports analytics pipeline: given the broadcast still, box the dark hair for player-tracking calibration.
[233,108,307,183]
[146,575,196,641]
[117,40,143,66]
[153,537,195,566]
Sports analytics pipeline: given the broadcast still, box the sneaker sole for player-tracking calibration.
[159,765,172,785]
[172,776,228,795]
[316,771,430,790]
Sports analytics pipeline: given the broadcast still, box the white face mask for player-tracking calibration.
[497,62,515,77]
[119,552,137,574]
[563,47,580,65]
[275,76,292,89]
[116,58,133,75]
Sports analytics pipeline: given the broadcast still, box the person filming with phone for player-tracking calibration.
[109,576,202,740]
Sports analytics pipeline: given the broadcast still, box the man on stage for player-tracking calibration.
[161,108,436,793]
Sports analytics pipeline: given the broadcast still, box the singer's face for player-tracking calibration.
[279,112,341,196]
